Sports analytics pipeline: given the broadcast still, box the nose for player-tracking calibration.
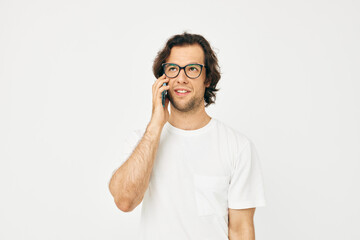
[176,68,189,84]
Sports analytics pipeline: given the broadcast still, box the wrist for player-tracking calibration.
[146,122,163,138]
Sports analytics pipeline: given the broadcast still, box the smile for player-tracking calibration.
[174,90,191,96]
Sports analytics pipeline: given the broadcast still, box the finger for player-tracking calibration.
[156,76,169,90]
[155,85,170,104]
[152,74,167,91]
[152,77,166,101]
[157,84,170,98]
[153,81,167,101]
[153,77,169,98]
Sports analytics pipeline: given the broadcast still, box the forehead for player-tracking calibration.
[166,44,205,65]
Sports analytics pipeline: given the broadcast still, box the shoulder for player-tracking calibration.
[213,118,252,155]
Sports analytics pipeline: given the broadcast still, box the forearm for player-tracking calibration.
[228,224,255,240]
[109,123,162,211]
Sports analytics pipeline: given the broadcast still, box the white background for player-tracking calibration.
[1,0,359,239]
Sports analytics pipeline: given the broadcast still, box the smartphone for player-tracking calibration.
[161,83,167,107]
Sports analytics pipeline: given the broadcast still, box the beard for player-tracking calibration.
[168,91,204,113]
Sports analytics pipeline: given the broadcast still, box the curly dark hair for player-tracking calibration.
[152,32,221,107]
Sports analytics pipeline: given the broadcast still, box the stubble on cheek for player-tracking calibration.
[169,91,204,112]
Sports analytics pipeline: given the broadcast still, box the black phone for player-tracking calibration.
[161,83,167,107]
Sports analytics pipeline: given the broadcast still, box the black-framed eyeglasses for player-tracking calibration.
[162,63,206,79]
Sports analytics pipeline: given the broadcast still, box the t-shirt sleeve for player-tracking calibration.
[228,139,267,209]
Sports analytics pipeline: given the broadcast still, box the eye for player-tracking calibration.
[165,64,178,72]
[189,66,199,72]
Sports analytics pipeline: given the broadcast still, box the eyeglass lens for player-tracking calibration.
[164,64,202,78]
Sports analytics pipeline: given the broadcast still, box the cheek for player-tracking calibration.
[195,85,206,95]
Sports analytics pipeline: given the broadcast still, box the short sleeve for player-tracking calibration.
[228,139,267,209]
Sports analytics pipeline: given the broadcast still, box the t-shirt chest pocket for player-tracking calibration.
[193,174,230,217]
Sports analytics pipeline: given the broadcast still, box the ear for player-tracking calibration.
[205,80,210,88]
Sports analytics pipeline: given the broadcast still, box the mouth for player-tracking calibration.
[174,89,191,96]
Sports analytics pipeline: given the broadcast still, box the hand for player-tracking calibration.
[149,74,170,130]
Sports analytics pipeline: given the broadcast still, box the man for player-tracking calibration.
[108,32,266,240]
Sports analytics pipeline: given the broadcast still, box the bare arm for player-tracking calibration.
[108,123,162,212]
[228,208,256,240]
[108,74,170,212]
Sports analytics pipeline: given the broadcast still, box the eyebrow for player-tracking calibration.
[166,62,204,66]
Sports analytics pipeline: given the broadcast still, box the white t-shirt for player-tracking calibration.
[111,117,266,240]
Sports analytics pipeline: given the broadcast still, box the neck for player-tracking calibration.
[168,105,212,131]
